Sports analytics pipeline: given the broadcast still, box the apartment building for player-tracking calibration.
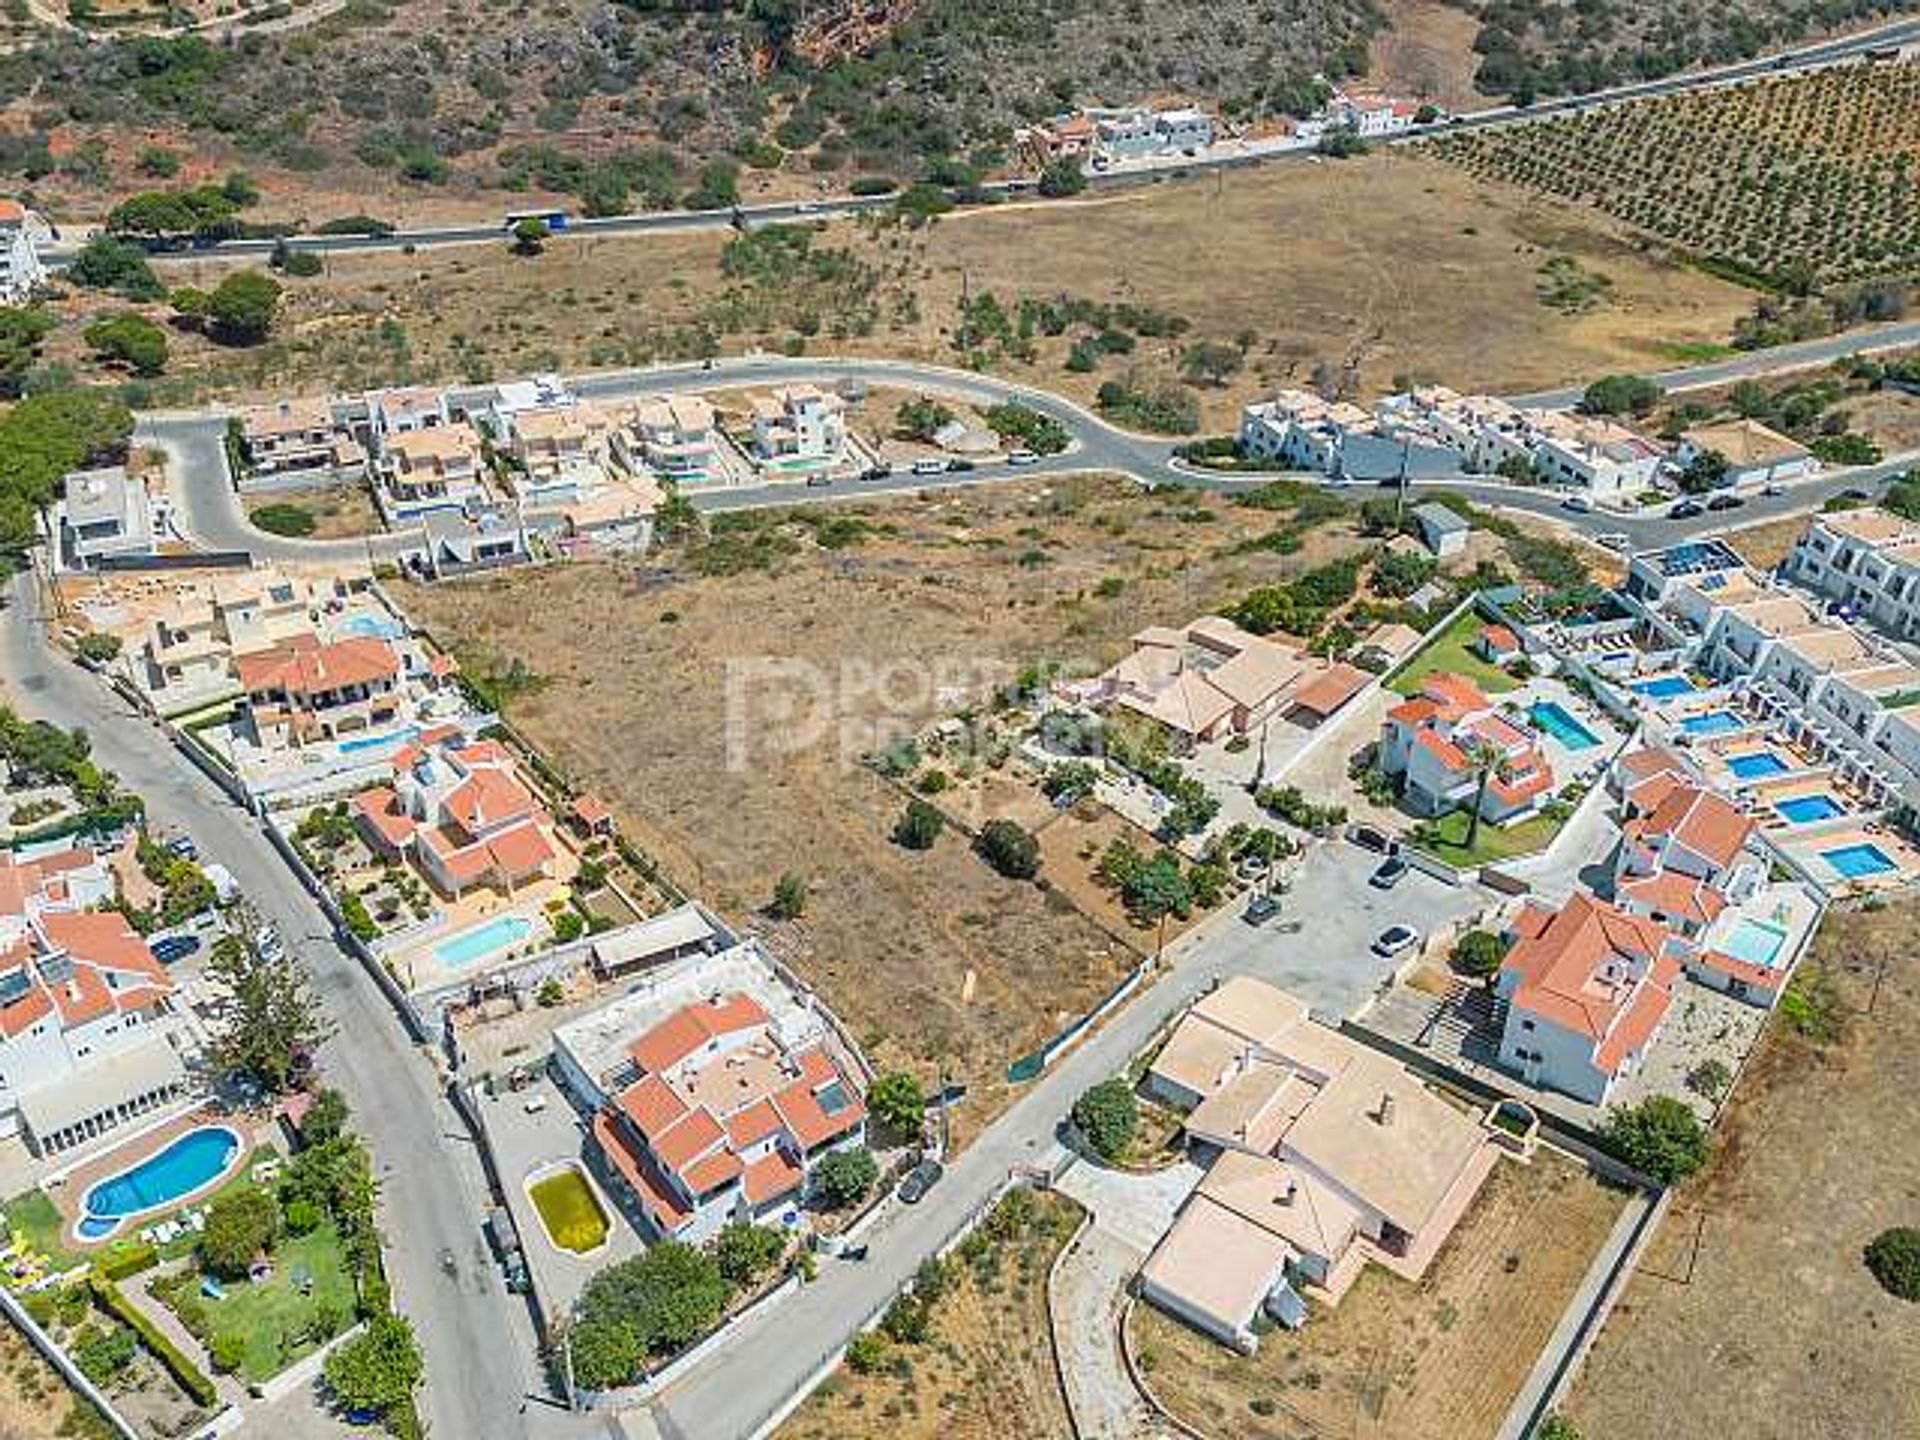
[1375,388,1534,475]
[237,398,366,477]
[1237,391,1379,473]
[235,634,403,749]
[558,964,867,1245]
[1784,507,1920,642]
[1525,411,1665,499]
[1379,673,1555,823]
[751,385,846,465]
[0,849,184,1156]
[0,200,47,302]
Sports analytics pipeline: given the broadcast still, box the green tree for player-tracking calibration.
[711,1222,784,1288]
[1450,929,1507,980]
[205,270,282,345]
[867,1071,925,1139]
[204,931,332,1094]
[1180,340,1243,387]
[1072,1077,1137,1161]
[65,236,165,300]
[0,387,133,544]
[1537,1417,1583,1440]
[574,1242,729,1371]
[976,818,1040,879]
[1864,1226,1920,1302]
[893,798,945,851]
[1123,851,1191,927]
[895,395,954,442]
[302,1087,351,1145]
[1458,737,1503,854]
[74,632,123,665]
[1579,373,1661,417]
[323,1312,423,1417]
[1601,1095,1709,1185]
[135,146,182,178]
[510,217,548,255]
[812,1147,879,1208]
[200,1187,282,1278]
[83,313,168,376]
[845,1330,888,1373]
[1036,157,1087,198]
[0,307,55,398]
[768,870,807,919]
[1678,448,1730,495]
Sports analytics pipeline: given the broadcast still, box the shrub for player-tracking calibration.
[251,502,316,537]
[95,1242,159,1281]
[83,313,168,376]
[846,1330,889,1373]
[75,632,123,664]
[1864,1226,1920,1302]
[768,871,808,919]
[812,1148,879,1209]
[1072,1078,1137,1161]
[1685,1058,1732,1101]
[90,1277,217,1407]
[1601,1095,1708,1185]
[893,799,944,851]
[72,1323,137,1386]
[209,1331,246,1374]
[976,819,1040,880]
[711,1222,784,1288]
[867,1072,925,1139]
[1449,929,1507,980]
[1580,373,1660,416]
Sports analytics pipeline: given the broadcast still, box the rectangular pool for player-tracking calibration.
[1530,700,1601,750]
[1719,917,1790,970]
[1681,709,1745,737]
[1823,842,1897,880]
[1631,674,1697,701]
[1775,793,1847,826]
[1726,751,1789,781]
[434,913,535,968]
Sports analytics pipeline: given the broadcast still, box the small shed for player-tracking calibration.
[1412,502,1471,558]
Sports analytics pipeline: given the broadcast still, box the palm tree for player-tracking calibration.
[1461,737,1507,854]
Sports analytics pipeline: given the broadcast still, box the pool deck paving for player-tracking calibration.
[41,1106,272,1244]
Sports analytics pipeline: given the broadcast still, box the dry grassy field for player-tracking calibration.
[135,151,1753,428]
[1565,898,1920,1440]
[1132,1149,1628,1440]
[777,1189,1079,1440]
[0,1318,112,1440]
[402,477,1363,1127]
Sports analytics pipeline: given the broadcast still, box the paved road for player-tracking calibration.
[43,18,1920,263]
[156,350,1918,568]
[645,840,1482,1438]
[0,573,547,1440]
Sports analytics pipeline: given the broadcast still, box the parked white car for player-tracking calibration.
[1372,923,1422,958]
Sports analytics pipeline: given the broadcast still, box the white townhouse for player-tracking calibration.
[0,200,48,302]
[751,385,846,465]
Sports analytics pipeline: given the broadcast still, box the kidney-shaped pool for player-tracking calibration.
[73,1124,245,1242]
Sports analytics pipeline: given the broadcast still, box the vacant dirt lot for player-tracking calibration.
[142,151,1752,427]
[1132,1149,1628,1440]
[1565,898,1920,1440]
[0,1318,110,1440]
[777,1189,1080,1440]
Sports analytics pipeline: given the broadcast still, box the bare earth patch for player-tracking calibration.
[1132,1148,1628,1440]
[1565,897,1920,1440]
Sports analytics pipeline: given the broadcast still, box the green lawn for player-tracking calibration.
[1387,608,1521,698]
[1413,808,1563,867]
[167,1222,356,1383]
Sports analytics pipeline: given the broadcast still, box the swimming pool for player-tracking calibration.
[1530,700,1601,750]
[337,725,420,756]
[337,613,406,641]
[1775,793,1847,826]
[1680,709,1745,737]
[1631,674,1696,701]
[1719,917,1790,970]
[1726,751,1789,781]
[75,1125,243,1242]
[433,913,535,968]
[1823,842,1897,880]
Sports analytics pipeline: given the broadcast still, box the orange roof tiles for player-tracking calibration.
[236,636,399,697]
[442,768,536,836]
[593,1110,692,1234]
[1501,894,1676,1047]
[1480,624,1519,652]
[616,1073,688,1140]
[742,1149,804,1206]
[628,994,770,1074]
[1292,663,1370,718]
[1618,869,1728,926]
[1635,783,1755,871]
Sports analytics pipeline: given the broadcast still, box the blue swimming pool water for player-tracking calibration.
[1726,752,1789,781]
[337,725,420,756]
[337,613,406,640]
[1720,917,1790,970]
[1530,700,1601,750]
[434,914,534,968]
[1631,674,1696,700]
[1775,794,1847,826]
[78,1126,242,1240]
[1824,842,1896,879]
[1681,709,1745,737]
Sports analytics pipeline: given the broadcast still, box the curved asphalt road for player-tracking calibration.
[159,350,1917,567]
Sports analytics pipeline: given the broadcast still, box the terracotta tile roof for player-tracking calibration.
[680,1147,745,1198]
[1635,783,1755,871]
[650,1105,726,1172]
[40,911,167,989]
[742,1149,804,1206]
[1617,869,1728,926]
[723,1097,785,1149]
[1291,662,1370,717]
[236,637,399,697]
[771,1078,864,1150]
[628,994,770,1074]
[353,787,416,851]
[1480,624,1519,652]
[1413,726,1468,772]
[481,822,554,879]
[1617,746,1689,785]
[572,794,612,827]
[1501,894,1676,1045]
[442,769,536,836]
[1592,978,1672,1075]
[615,1073,688,1141]
[592,1110,692,1234]
[1387,696,1439,726]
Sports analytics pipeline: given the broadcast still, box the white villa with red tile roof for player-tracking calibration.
[0,847,185,1155]
[354,730,559,898]
[1494,893,1684,1104]
[235,634,404,750]
[1379,673,1555,823]
[558,976,866,1245]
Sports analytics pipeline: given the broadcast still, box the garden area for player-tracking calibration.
[1387,604,1519,698]
[246,484,381,540]
[153,1219,357,1383]
[1411,807,1565,867]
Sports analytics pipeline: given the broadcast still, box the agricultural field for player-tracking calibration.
[82,152,1753,429]
[1131,1148,1629,1440]
[1436,61,1920,286]
[1567,898,1920,1439]
[776,1188,1079,1440]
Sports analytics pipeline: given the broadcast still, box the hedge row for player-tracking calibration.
[93,1242,159,1282]
[90,1276,218,1408]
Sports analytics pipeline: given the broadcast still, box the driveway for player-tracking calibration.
[1050,1158,1203,1440]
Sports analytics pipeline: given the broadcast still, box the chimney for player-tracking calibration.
[1279,1177,1297,1205]
[1376,1092,1396,1127]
